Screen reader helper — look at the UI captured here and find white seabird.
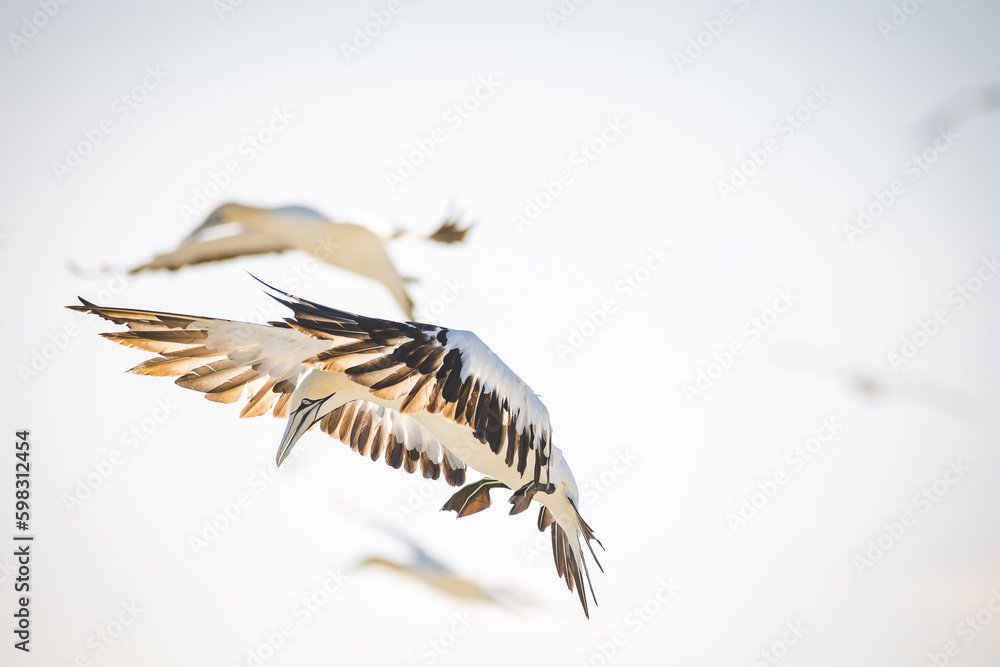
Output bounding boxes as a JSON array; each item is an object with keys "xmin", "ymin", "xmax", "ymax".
[
  {"xmin": 68, "ymin": 280, "xmax": 602, "ymax": 617},
  {"xmin": 129, "ymin": 202, "xmax": 470, "ymax": 320}
]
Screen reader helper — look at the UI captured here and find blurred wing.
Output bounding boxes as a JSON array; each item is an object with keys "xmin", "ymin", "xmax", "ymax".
[
  {"xmin": 67, "ymin": 299, "xmax": 330, "ymax": 418},
  {"xmin": 130, "ymin": 228, "xmax": 295, "ymax": 273},
  {"xmin": 314, "ymin": 223, "xmax": 416, "ymax": 319}
]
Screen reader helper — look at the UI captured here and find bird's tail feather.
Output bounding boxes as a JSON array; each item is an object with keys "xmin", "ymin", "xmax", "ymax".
[{"xmin": 538, "ymin": 502, "xmax": 603, "ymax": 618}]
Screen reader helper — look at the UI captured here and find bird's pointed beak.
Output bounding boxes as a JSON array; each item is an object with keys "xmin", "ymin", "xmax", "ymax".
[{"xmin": 275, "ymin": 395, "xmax": 330, "ymax": 466}]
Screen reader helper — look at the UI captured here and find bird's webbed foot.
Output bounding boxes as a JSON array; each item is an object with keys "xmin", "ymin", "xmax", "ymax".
[
  {"xmin": 440, "ymin": 478, "xmax": 509, "ymax": 518},
  {"xmin": 508, "ymin": 480, "xmax": 555, "ymax": 516}
]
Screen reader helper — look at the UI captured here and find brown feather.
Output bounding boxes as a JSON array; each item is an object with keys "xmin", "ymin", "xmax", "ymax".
[
  {"xmin": 463, "ymin": 381, "xmax": 481, "ymax": 425},
  {"xmin": 398, "ymin": 372, "xmax": 434, "ymax": 414},
  {"xmin": 127, "ymin": 354, "xmax": 224, "ymax": 377},
  {"xmin": 272, "ymin": 392, "xmax": 292, "ymax": 419},
  {"xmin": 175, "ymin": 359, "xmax": 241, "ymax": 391},
  {"xmin": 403, "ymin": 446, "xmax": 420, "ymax": 474},
  {"xmin": 203, "ymin": 384, "xmax": 246, "ymax": 404},
  {"xmin": 240, "ymin": 378, "xmax": 279, "ymax": 418},
  {"xmin": 369, "ymin": 364, "xmax": 420, "ymax": 392}
]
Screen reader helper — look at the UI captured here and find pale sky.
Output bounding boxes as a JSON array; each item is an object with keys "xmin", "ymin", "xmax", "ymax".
[{"xmin": 2, "ymin": 1, "xmax": 999, "ymax": 666}]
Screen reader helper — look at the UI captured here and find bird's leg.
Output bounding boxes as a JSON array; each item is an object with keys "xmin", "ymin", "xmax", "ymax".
[
  {"xmin": 441, "ymin": 478, "xmax": 509, "ymax": 518},
  {"xmin": 508, "ymin": 481, "xmax": 556, "ymax": 516}
]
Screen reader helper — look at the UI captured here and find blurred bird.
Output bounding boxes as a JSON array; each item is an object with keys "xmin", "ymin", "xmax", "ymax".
[
  {"xmin": 128, "ymin": 202, "xmax": 471, "ymax": 319},
  {"xmin": 358, "ymin": 553, "xmax": 499, "ymax": 602},
  {"xmin": 69, "ymin": 279, "xmax": 602, "ymax": 617},
  {"xmin": 758, "ymin": 340, "xmax": 994, "ymax": 427},
  {"xmin": 926, "ymin": 83, "xmax": 1000, "ymax": 136},
  {"xmin": 340, "ymin": 505, "xmax": 533, "ymax": 608}
]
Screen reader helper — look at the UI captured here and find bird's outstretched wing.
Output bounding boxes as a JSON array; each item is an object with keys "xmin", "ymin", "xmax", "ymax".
[
  {"xmin": 67, "ymin": 298, "xmax": 328, "ymax": 417},
  {"xmin": 265, "ymin": 283, "xmax": 554, "ymax": 486},
  {"xmin": 67, "ymin": 298, "xmax": 465, "ymax": 486},
  {"xmin": 129, "ymin": 228, "xmax": 295, "ymax": 273}
]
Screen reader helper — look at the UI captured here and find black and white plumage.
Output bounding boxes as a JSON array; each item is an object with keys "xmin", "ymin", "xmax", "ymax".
[
  {"xmin": 68, "ymin": 281, "xmax": 602, "ymax": 616},
  {"xmin": 129, "ymin": 202, "xmax": 470, "ymax": 319}
]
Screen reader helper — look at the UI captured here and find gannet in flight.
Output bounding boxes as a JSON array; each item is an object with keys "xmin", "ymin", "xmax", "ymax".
[
  {"xmin": 128, "ymin": 203, "xmax": 470, "ymax": 320},
  {"xmin": 68, "ymin": 281, "xmax": 602, "ymax": 616}
]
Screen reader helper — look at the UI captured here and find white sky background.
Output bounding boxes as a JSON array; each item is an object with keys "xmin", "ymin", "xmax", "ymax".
[{"xmin": 1, "ymin": 0, "xmax": 999, "ymax": 665}]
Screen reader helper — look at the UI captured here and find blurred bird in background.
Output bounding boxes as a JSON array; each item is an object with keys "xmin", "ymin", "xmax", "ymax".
[
  {"xmin": 338, "ymin": 503, "xmax": 534, "ymax": 609},
  {"xmin": 76, "ymin": 202, "xmax": 471, "ymax": 320},
  {"xmin": 926, "ymin": 82, "xmax": 1000, "ymax": 136}
]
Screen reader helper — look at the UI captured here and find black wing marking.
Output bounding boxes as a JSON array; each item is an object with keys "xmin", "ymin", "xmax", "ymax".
[{"xmin": 256, "ymin": 280, "xmax": 553, "ymax": 485}]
